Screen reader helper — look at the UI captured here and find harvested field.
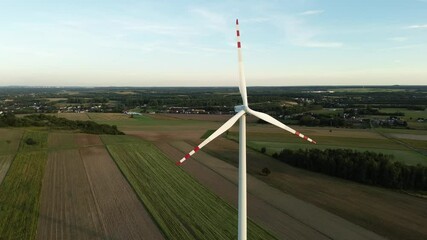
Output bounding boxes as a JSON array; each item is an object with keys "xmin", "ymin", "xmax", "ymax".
[
  {"xmin": 156, "ymin": 113, "xmax": 258, "ymax": 123},
  {"xmin": 56, "ymin": 112, "xmax": 90, "ymax": 121},
  {"xmin": 0, "ymin": 151, "xmax": 47, "ymax": 239},
  {"xmin": 87, "ymin": 113, "xmax": 130, "ymax": 121},
  {"xmin": 169, "ymin": 141, "xmax": 385, "ymax": 240},
  {"xmin": 0, "ymin": 155, "xmax": 13, "ymax": 184},
  {"xmin": 47, "ymin": 132, "xmax": 77, "ymax": 150},
  {"xmin": 201, "ymin": 138, "xmax": 427, "ymax": 240},
  {"xmin": 247, "ymin": 124, "xmax": 387, "ymax": 139},
  {"xmin": 79, "ymin": 146, "xmax": 163, "ymax": 239},
  {"xmin": 106, "ymin": 140, "xmax": 276, "ymax": 239},
  {"xmin": 0, "ymin": 128, "xmax": 23, "ymax": 155},
  {"xmin": 388, "ymin": 133, "xmax": 427, "ymax": 141},
  {"xmin": 37, "ymin": 149, "xmax": 105, "ymax": 240},
  {"xmin": 74, "ymin": 134, "xmax": 103, "ymax": 147},
  {"xmin": 127, "ymin": 129, "xmax": 207, "ymax": 142},
  {"xmin": 37, "ymin": 144, "xmax": 163, "ymax": 239}
]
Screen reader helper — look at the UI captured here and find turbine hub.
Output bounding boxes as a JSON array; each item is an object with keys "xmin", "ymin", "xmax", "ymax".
[{"xmin": 234, "ymin": 105, "xmax": 247, "ymax": 113}]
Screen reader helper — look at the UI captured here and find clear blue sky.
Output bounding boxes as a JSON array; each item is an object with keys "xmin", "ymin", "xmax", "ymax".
[{"xmin": 0, "ymin": 0, "xmax": 426, "ymax": 86}]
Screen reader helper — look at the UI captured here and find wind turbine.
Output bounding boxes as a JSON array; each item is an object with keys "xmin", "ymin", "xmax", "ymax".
[{"xmin": 177, "ymin": 19, "xmax": 317, "ymax": 240}]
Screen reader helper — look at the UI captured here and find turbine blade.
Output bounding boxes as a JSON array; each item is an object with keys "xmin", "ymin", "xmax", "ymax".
[
  {"xmin": 247, "ymin": 109, "xmax": 317, "ymax": 144},
  {"xmin": 236, "ymin": 19, "xmax": 248, "ymax": 106},
  {"xmin": 177, "ymin": 110, "xmax": 246, "ymax": 165}
]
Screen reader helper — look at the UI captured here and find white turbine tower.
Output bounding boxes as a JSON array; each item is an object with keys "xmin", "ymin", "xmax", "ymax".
[{"xmin": 177, "ymin": 19, "xmax": 317, "ymax": 240}]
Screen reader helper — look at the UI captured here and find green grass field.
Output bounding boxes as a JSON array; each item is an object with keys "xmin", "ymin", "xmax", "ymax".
[
  {"xmin": 227, "ymin": 128, "xmax": 427, "ymax": 166},
  {"xmin": 19, "ymin": 131, "xmax": 48, "ymax": 152},
  {"xmin": 104, "ymin": 136, "xmax": 276, "ymax": 240},
  {"xmin": 0, "ymin": 155, "xmax": 13, "ymax": 184},
  {"xmin": 0, "ymin": 150, "xmax": 47, "ymax": 239}
]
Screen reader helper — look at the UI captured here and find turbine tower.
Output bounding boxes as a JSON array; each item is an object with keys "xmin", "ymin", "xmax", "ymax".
[{"xmin": 177, "ymin": 19, "xmax": 317, "ymax": 240}]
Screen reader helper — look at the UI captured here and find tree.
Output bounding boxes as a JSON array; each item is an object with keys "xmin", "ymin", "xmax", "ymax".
[
  {"xmin": 261, "ymin": 168, "xmax": 271, "ymax": 176},
  {"xmin": 261, "ymin": 147, "xmax": 266, "ymax": 153},
  {"xmin": 25, "ymin": 138, "xmax": 37, "ymax": 145}
]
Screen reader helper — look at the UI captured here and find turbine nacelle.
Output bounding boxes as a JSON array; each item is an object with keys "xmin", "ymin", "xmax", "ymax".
[{"xmin": 234, "ymin": 105, "xmax": 247, "ymax": 113}]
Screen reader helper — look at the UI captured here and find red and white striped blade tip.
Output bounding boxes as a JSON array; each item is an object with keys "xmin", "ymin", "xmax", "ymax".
[
  {"xmin": 176, "ymin": 146, "xmax": 201, "ymax": 166},
  {"xmin": 294, "ymin": 131, "xmax": 317, "ymax": 144},
  {"xmin": 236, "ymin": 19, "xmax": 239, "ymax": 24}
]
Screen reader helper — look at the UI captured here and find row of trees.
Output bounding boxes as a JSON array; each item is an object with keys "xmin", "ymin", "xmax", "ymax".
[
  {"xmin": 0, "ymin": 113, "xmax": 123, "ymax": 135},
  {"xmin": 274, "ymin": 148, "xmax": 427, "ymax": 190}
]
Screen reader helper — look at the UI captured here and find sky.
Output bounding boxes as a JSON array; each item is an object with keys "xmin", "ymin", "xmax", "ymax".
[{"xmin": 0, "ymin": 0, "xmax": 426, "ymax": 87}]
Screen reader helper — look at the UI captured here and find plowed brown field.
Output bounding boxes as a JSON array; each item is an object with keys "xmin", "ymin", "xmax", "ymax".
[
  {"xmin": 74, "ymin": 134, "xmax": 103, "ymax": 147},
  {"xmin": 37, "ymin": 135, "xmax": 163, "ymax": 240}
]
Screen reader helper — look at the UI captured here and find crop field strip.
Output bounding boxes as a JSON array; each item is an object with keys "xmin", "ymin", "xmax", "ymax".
[
  {"xmin": 104, "ymin": 136, "xmax": 276, "ymax": 240},
  {"xmin": 37, "ymin": 133, "xmax": 163, "ymax": 240},
  {"xmin": 56, "ymin": 112, "xmax": 91, "ymax": 121},
  {"xmin": 79, "ymin": 146, "xmax": 164, "ymax": 239},
  {"xmin": 0, "ymin": 155, "xmax": 13, "ymax": 184},
  {"xmin": 47, "ymin": 132, "xmax": 77, "ymax": 150},
  {"xmin": 0, "ymin": 128, "xmax": 23, "ymax": 155},
  {"xmin": 86, "ymin": 112, "xmax": 130, "ymax": 121},
  {"xmin": 19, "ymin": 131, "xmax": 48, "ymax": 152},
  {"xmin": 36, "ymin": 149, "xmax": 106, "ymax": 240},
  {"xmin": 0, "ymin": 131, "xmax": 48, "ymax": 239}
]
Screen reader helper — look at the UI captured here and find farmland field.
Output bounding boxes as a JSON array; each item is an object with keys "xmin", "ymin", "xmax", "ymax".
[
  {"xmin": 0, "ymin": 155, "xmax": 13, "ymax": 184},
  {"xmin": 0, "ymin": 130, "xmax": 48, "ymax": 239},
  {"xmin": 120, "ymin": 113, "xmax": 426, "ymax": 240},
  {"xmin": 20, "ymin": 131, "xmax": 48, "ymax": 152},
  {"xmin": 105, "ymin": 137, "xmax": 276, "ymax": 240},
  {"xmin": 226, "ymin": 125, "xmax": 427, "ymax": 166},
  {"xmin": 164, "ymin": 140, "xmax": 384, "ymax": 240},
  {"xmin": 0, "ymin": 128, "xmax": 23, "ymax": 155},
  {"xmin": 197, "ymin": 137, "xmax": 427, "ymax": 240},
  {"xmin": 0, "ymin": 151, "xmax": 47, "ymax": 239},
  {"xmin": 47, "ymin": 132, "xmax": 77, "ymax": 150},
  {"xmin": 56, "ymin": 112, "xmax": 91, "ymax": 121},
  {"xmin": 74, "ymin": 133, "xmax": 103, "ymax": 147},
  {"xmin": 37, "ymin": 134, "xmax": 163, "ymax": 240},
  {"xmin": 1, "ymin": 110, "xmax": 425, "ymax": 240},
  {"xmin": 87, "ymin": 112, "xmax": 130, "ymax": 121}
]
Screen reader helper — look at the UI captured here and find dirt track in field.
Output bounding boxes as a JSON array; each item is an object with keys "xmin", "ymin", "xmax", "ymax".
[
  {"xmin": 0, "ymin": 155, "xmax": 13, "ymax": 184},
  {"xmin": 156, "ymin": 141, "xmax": 385, "ymax": 240},
  {"xmin": 37, "ymin": 135, "xmax": 163, "ymax": 240}
]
